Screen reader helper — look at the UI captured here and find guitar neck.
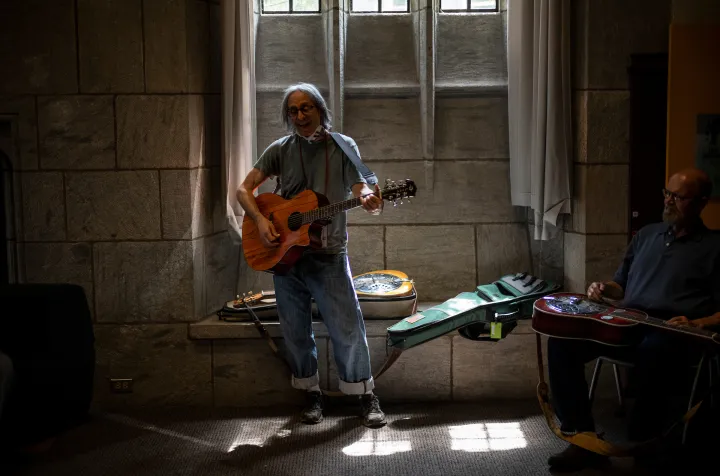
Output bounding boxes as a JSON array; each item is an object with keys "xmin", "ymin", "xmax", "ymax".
[
  {"xmin": 300, "ymin": 196, "xmax": 364, "ymax": 225},
  {"xmin": 610, "ymin": 309, "xmax": 719, "ymax": 342}
]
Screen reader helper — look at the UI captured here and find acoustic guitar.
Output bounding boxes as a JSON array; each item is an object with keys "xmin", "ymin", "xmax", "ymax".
[
  {"xmin": 532, "ymin": 292, "xmax": 720, "ymax": 347},
  {"xmin": 242, "ymin": 178, "xmax": 417, "ymax": 274}
]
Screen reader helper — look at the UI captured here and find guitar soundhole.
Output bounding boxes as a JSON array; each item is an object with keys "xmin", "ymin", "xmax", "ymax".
[{"xmin": 288, "ymin": 212, "xmax": 302, "ymax": 231}]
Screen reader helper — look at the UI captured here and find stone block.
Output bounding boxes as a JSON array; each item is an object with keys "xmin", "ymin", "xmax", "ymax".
[
  {"xmin": 563, "ymin": 232, "xmax": 586, "ymax": 294},
  {"xmin": 386, "ymin": 225, "xmax": 476, "ymax": 301},
  {"xmin": 476, "ymin": 224, "xmax": 532, "ymax": 285},
  {"xmin": 23, "ymin": 242, "xmax": 94, "ymax": 314},
  {"xmin": 346, "ymin": 15, "xmax": 417, "ymax": 87},
  {"xmin": 77, "ymin": 0, "xmax": 144, "ymax": 93},
  {"xmin": 563, "ymin": 232, "xmax": 628, "ymax": 293},
  {"xmin": 204, "ymin": 232, "xmax": 241, "ymax": 316},
  {"xmin": 575, "ymin": 91, "xmax": 630, "ymax": 164},
  {"xmin": 93, "ymin": 324, "xmax": 212, "ymax": 408},
  {"xmin": 569, "ymin": 164, "xmax": 629, "ymax": 235},
  {"xmin": 347, "ymin": 226, "xmax": 385, "ymax": 276},
  {"xmin": 192, "ymin": 236, "xmax": 207, "ymax": 320},
  {"xmin": 435, "ymin": 97, "xmax": 509, "ymax": 159},
  {"xmin": 66, "ymin": 171, "xmax": 161, "ymax": 241},
  {"xmin": 529, "ymin": 224, "xmax": 564, "ymax": 283},
  {"xmin": 255, "ymin": 15, "xmax": 327, "ymax": 88},
  {"xmin": 213, "ymin": 338, "xmax": 328, "ymax": 407},
  {"xmin": 437, "ymin": 13, "xmax": 506, "ymax": 87},
  {"xmin": 256, "ymin": 92, "xmax": 286, "ymax": 154},
  {"xmin": 584, "ymin": 233, "xmax": 629, "ymax": 287},
  {"xmin": 94, "ymin": 241, "xmax": 199, "ymax": 322},
  {"xmin": 161, "ymin": 169, "xmax": 213, "ymax": 239},
  {"xmin": 21, "ymin": 172, "xmax": 66, "ymax": 241},
  {"xmin": 38, "ymin": 96, "xmax": 116, "ymax": 169},
  {"xmin": 348, "ymin": 160, "xmax": 519, "ymax": 225},
  {"xmin": 344, "ymin": 98, "xmax": 422, "ymax": 161},
  {"xmin": 453, "ymin": 332, "xmax": 545, "ymax": 400},
  {"xmin": 0, "ymin": 0, "xmax": 77, "ymax": 94},
  {"xmin": 0, "ymin": 95, "xmax": 38, "ymax": 169},
  {"xmin": 573, "ymin": 0, "xmax": 671, "ymax": 89},
  {"xmin": 117, "ymin": 95, "xmax": 204, "ymax": 168},
  {"xmin": 144, "ymin": 0, "xmax": 210, "ymax": 93},
  {"xmin": 327, "ymin": 336, "xmax": 451, "ymax": 401},
  {"xmin": 143, "ymin": 0, "xmax": 187, "ymax": 93}
]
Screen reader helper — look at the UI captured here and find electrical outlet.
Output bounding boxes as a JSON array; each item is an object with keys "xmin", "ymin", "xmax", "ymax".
[{"xmin": 109, "ymin": 378, "xmax": 133, "ymax": 394}]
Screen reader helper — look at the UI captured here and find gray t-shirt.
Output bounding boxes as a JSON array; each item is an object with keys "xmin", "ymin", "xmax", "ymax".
[{"xmin": 253, "ymin": 133, "xmax": 367, "ymax": 254}]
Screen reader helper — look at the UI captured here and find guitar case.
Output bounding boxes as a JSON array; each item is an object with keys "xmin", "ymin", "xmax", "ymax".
[
  {"xmin": 385, "ymin": 273, "xmax": 561, "ymax": 351},
  {"xmin": 217, "ymin": 270, "xmax": 418, "ymax": 321}
]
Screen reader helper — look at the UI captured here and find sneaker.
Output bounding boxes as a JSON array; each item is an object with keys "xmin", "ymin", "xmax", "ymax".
[
  {"xmin": 300, "ymin": 391, "xmax": 323, "ymax": 424},
  {"xmin": 360, "ymin": 393, "xmax": 387, "ymax": 428},
  {"xmin": 547, "ymin": 443, "xmax": 609, "ymax": 471}
]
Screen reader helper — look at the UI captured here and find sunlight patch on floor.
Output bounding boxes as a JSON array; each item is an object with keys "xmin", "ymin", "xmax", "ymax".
[
  {"xmin": 449, "ymin": 422, "xmax": 527, "ymax": 452},
  {"xmin": 342, "ymin": 430, "xmax": 412, "ymax": 456},
  {"xmin": 226, "ymin": 418, "xmax": 293, "ymax": 452}
]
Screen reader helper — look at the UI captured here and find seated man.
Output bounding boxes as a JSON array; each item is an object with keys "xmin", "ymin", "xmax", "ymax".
[{"xmin": 546, "ymin": 167, "xmax": 720, "ymax": 471}]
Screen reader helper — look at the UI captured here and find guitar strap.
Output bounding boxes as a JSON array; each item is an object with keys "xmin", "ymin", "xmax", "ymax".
[
  {"xmin": 328, "ymin": 132, "xmax": 378, "ymax": 186},
  {"xmin": 272, "ymin": 132, "xmax": 378, "ymax": 195},
  {"xmin": 534, "ymin": 333, "xmax": 708, "ymax": 457}
]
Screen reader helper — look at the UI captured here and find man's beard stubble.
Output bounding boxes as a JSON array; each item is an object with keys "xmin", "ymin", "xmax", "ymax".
[{"xmin": 662, "ymin": 205, "xmax": 679, "ymax": 225}]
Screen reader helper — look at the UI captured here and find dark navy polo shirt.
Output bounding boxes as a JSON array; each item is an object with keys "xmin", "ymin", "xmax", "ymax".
[{"xmin": 612, "ymin": 222, "xmax": 720, "ymax": 320}]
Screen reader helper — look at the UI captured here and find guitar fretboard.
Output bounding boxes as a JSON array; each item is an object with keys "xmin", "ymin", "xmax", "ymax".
[
  {"xmin": 301, "ymin": 197, "xmax": 363, "ymax": 225},
  {"xmin": 607, "ymin": 308, "xmax": 717, "ymax": 341}
]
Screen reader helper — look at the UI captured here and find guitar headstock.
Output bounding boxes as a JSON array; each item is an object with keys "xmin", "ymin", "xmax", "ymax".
[
  {"xmin": 381, "ymin": 178, "xmax": 417, "ymax": 206},
  {"xmin": 232, "ymin": 290, "xmax": 264, "ymax": 308}
]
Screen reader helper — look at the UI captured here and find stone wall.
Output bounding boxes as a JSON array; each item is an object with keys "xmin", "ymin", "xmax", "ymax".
[
  {"xmin": 564, "ymin": 0, "xmax": 672, "ymax": 293},
  {"xmin": 0, "ymin": 0, "xmax": 229, "ymax": 407},
  {"xmin": 248, "ymin": 0, "xmax": 556, "ymax": 302}
]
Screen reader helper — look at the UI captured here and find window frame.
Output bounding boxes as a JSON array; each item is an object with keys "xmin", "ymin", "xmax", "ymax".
[
  {"xmin": 350, "ymin": 0, "xmax": 411, "ymax": 14},
  {"xmin": 439, "ymin": 0, "xmax": 498, "ymax": 13},
  {"xmin": 261, "ymin": 0, "xmax": 321, "ymax": 14}
]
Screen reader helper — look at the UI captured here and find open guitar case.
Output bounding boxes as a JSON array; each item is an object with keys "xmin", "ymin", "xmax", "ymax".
[
  {"xmin": 217, "ymin": 272, "xmax": 559, "ymax": 350},
  {"xmin": 385, "ymin": 273, "xmax": 561, "ymax": 351},
  {"xmin": 216, "ymin": 270, "xmax": 418, "ymax": 322}
]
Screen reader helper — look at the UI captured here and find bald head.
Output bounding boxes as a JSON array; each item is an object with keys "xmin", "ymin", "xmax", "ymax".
[{"xmin": 670, "ymin": 167, "xmax": 712, "ymax": 198}]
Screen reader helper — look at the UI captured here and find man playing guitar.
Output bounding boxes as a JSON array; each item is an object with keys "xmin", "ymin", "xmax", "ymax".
[
  {"xmin": 546, "ymin": 167, "xmax": 720, "ymax": 471},
  {"xmin": 236, "ymin": 83, "xmax": 386, "ymax": 428}
]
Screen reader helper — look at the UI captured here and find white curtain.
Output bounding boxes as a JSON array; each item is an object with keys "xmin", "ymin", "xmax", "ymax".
[
  {"xmin": 221, "ymin": 0, "xmax": 257, "ymax": 243},
  {"xmin": 507, "ymin": 0, "xmax": 572, "ymax": 241}
]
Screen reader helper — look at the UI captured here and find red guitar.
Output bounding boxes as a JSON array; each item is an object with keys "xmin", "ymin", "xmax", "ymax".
[
  {"xmin": 242, "ymin": 178, "xmax": 417, "ymax": 274},
  {"xmin": 532, "ymin": 293, "xmax": 720, "ymax": 347}
]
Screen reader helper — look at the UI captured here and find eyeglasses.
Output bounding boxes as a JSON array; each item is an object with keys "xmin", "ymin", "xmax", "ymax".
[
  {"xmin": 662, "ymin": 188, "xmax": 694, "ymax": 202},
  {"xmin": 288, "ymin": 104, "xmax": 315, "ymax": 117}
]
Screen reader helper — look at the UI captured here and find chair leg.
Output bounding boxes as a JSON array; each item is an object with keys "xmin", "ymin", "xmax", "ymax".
[
  {"xmin": 682, "ymin": 353, "xmax": 706, "ymax": 445},
  {"xmin": 588, "ymin": 359, "xmax": 602, "ymax": 403},
  {"xmin": 612, "ymin": 364, "xmax": 626, "ymax": 417}
]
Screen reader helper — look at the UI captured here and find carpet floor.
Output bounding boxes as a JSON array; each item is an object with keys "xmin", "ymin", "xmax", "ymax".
[{"xmin": 0, "ymin": 399, "xmax": 713, "ymax": 476}]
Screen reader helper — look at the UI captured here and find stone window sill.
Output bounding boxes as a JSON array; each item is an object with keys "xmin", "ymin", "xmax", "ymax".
[
  {"xmin": 189, "ymin": 302, "xmax": 444, "ymax": 340},
  {"xmin": 189, "ymin": 301, "xmax": 537, "ymax": 340}
]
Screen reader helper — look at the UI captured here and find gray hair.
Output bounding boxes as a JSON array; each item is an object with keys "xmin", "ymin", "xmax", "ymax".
[{"xmin": 280, "ymin": 83, "xmax": 332, "ymax": 132}]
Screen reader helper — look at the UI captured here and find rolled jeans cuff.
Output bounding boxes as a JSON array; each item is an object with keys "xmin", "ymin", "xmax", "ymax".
[
  {"xmin": 291, "ymin": 371, "xmax": 319, "ymax": 391},
  {"xmin": 339, "ymin": 377, "xmax": 374, "ymax": 395}
]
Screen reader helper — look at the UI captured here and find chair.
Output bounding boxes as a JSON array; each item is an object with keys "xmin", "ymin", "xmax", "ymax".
[{"xmin": 588, "ymin": 352, "xmax": 720, "ymax": 444}]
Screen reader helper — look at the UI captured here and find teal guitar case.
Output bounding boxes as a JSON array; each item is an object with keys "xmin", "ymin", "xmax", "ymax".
[{"xmin": 386, "ymin": 273, "xmax": 561, "ymax": 350}]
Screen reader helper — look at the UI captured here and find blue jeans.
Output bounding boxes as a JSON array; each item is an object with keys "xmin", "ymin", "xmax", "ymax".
[
  {"xmin": 548, "ymin": 329, "xmax": 699, "ymax": 441},
  {"xmin": 273, "ymin": 252, "xmax": 374, "ymax": 395}
]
